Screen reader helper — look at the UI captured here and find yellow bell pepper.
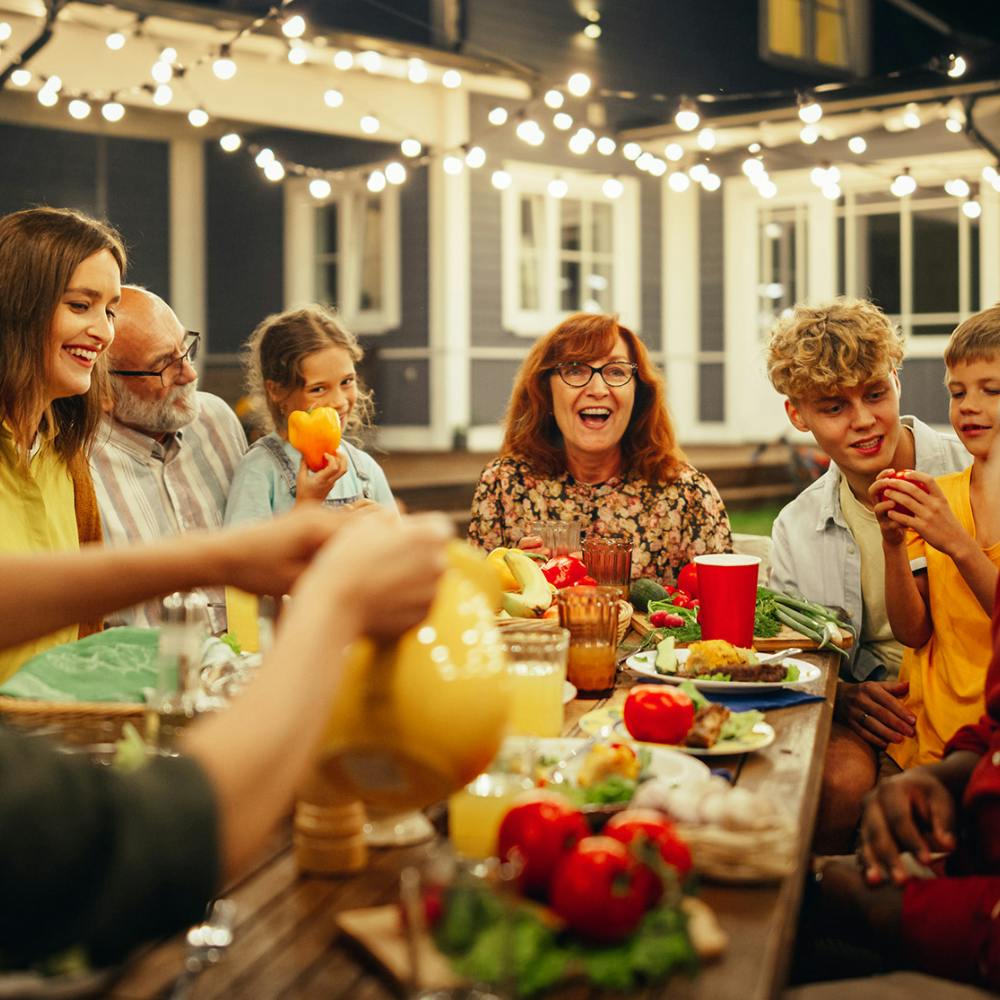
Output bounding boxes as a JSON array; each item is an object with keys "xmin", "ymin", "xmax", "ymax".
[{"xmin": 288, "ymin": 407, "xmax": 342, "ymax": 472}]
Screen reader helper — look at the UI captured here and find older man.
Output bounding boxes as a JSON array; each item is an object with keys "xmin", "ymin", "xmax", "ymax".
[{"xmin": 90, "ymin": 286, "xmax": 246, "ymax": 630}]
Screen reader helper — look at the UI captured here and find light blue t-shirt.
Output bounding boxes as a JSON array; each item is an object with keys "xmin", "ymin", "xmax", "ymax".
[{"xmin": 224, "ymin": 433, "xmax": 395, "ymax": 525}]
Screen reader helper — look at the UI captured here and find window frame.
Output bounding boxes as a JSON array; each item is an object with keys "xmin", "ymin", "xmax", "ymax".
[
  {"xmin": 284, "ymin": 176, "xmax": 401, "ymax": 335},
  {"xmin": 500, "ymin": 162, "xmax": 640, "ymax": 337},
  {"xmin": 758, "ymin": 0, "xmax": 870, "ymax": 77}
]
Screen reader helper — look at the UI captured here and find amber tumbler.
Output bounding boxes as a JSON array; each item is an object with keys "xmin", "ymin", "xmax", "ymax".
[{"xmin": 556, "ymin": 586, "xmax": 619, "ymax": 697}]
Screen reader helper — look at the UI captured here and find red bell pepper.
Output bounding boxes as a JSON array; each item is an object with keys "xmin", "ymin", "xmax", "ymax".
[{"xmin": 539, "ymin": 555, "xmax": 589, "ymax": 589}]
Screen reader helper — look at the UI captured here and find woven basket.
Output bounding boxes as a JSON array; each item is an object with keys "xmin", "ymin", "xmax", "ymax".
[
  {"xmin": 616, "ymin": 600, "xmax": 633, "ymax": 646},
  {"xmin": 0, "ymin": 696, "xmax": 144, "ymax": 745},
  {"xmin": 675, "ymin": 822, "xmax": 798, "ymax": 883}
]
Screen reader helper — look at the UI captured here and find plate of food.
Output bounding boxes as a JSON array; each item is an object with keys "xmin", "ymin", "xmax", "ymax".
[
  {"xmin": 501, "ymin": 735, "xmax": 710, "ymax": 809},
  {"xmin": 577, "ymin": 705, "xmax": 775, "ymax": 757},
  {"xmin": 626, "ymin": 638, "xmax": 821, "ymax": 691}
]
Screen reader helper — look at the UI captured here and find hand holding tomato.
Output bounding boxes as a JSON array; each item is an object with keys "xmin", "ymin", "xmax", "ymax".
[
  {"xmin": 872, "ymin": 469, "xmax": 930, "ymax": 519},
  {"xmin": 623, "ymin": 685, "xmax": 695, "ymax": 745}
]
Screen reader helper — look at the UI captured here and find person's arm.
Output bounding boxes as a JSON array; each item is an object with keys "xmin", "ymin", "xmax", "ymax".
[
  {"xmin": 0, "ymin": 507, "xmax": 346, "ymax": 649},
  {"xmin": 180, "ymin": 511, "xmax": 452, "ymax": 878}
]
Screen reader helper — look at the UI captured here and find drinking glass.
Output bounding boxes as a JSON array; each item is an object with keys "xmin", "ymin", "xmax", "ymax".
[
  {"xmin": 555, "ymin": 586, "xmax": 619, "ymax": 697},
  {"xmin": 582, "ymin": 535, "xmax": 633, "ymax": 601},
  {"xmin": 500, "ymin": 627, "xmax": 569, "ymax": 737},
  {"xmin": 694, "ymin": 553, "xmax": 761, "ymax": 648},
  {"xmin": 448, "ymin": 771, "xmax": 534, "ymax": 860},
  {"xmin": 526, "ymin": 519, "xmax": 585, "ymax": 557}
]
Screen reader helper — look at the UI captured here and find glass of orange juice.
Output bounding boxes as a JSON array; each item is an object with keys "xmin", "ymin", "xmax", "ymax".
[
  {"xmin": 448, "ymin": 771, "xmax": 534, "ymax": 859},
  {"xmin": 500, "ymin": 627, "xmax": 569, "ymax": 738},
  {"xmin": 556, "ymin": 586, "xmax": 619, "ymax": 697}
]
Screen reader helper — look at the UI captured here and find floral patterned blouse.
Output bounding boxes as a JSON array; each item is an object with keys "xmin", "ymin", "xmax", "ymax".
[{"xmin": 468, "ymin": 456, "xmax": 733, "ymax": 587}]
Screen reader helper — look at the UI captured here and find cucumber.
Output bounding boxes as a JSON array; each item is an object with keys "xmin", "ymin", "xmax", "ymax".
[{"xmin": 630, "ymin": 577, "xmax": 668, "ymax": 611}]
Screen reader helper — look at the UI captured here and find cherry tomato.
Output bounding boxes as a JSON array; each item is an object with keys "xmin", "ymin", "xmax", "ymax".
[
  {"xmin": 604, "ymin": 808, "xmax": 693, "ymax": 894},
  {"xmin": 875, "ymin": 469, "xmax": 930, "ymax": 518},
  {"xmin": 497, "ymin": 792, "xmax": 589, "ymax": 896},
  {"xmin": 649, "ymin": 610, "xmax": 685, "ymax": 629},
  {"xmin": 677, "ymin": 563, "xmax": 699, "ymax": 599},
  {"xmin": 623, "ymin": 685, "xmax": 695, "ymax": 745},
  {"xmin": 671, "ymin": 593, "xmax": 693, "ymax": 609},
  {"xmin": 550, "ymin": 836, "xmax": 658, "ymax": 941}
]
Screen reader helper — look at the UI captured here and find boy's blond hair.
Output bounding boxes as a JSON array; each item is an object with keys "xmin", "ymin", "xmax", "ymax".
[
  {"xmin": 944, "ymin": 305, "xmax": 1000, "ymax": 368},
  {"xmin": 767, "ymin": 298, "xmax": 904, "ymax": 400}
]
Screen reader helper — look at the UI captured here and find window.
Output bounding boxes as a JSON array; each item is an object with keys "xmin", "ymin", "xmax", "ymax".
[
  {"xmin": 501, "ymin": 164, "xmax": 639, "ymax": 336},
  {"xmin": 285, "ymin": 178, "xmax": 400, "ymax": 334},
  {"xmin": 760, "ymin": 0, "xmax": 869, "ymax": 75},
  {"xmin": 758, "ymin": 204, "xmax": 808, "ymax": 336}
]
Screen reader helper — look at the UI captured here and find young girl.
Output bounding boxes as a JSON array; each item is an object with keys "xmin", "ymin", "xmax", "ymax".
[
  {"xmin": 0, "ymin": 206, "xmax": 126, "ymax": 681},
  {"xmin": 225, "ymin": 305, "xmax": 394, "ymax": 524}
]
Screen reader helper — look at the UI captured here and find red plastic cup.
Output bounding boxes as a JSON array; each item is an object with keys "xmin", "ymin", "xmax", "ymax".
[{"xmin": 693, "ymin": 554, "xmax": 761, "ymax": 649}]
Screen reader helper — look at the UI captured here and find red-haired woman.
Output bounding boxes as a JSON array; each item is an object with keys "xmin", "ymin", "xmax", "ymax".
[{"xmin": 467, "ymin": 313, "xmax": 731, "ymax": 585}]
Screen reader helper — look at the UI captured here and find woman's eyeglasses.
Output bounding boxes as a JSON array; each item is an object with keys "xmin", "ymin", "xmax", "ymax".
[
  {"xmin": 551, "ymin": 361, "xmax": 637, "ymax": 388},
  {"xmin": 110, "ymin": 332, "xmax": 200, "ymax": 387}
]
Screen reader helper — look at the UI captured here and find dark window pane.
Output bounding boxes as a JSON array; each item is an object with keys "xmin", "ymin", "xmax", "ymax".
[
  {"xmin": 316, "ymin": 261, "xmax": 337, "ymax": 305},
  {"xmin": 318, "ymin": 204, "xmax": 337, "ymax": 254},
  {"xmin": 561, "ymin": 259, "xmax": 580, "ymax": 311},
  {"xmin": 912, "ymin": 208, "xmax": 959, "ymax": 314},
  {"xmin": 836, "ymin": 215, "xmax": 845, "ymax": 296},
  {"xmin": 910, "ymin": 322, "xmax": 958, "ymax": 337},
  {"xmin": 971, "ymin": 217, "xmax": 981, "ymax": 310},
  {"xmin": 359, "ymin": 196, "xmax": 382, "ymax": 311},
  {"xmin": 857, "ymin": 213, "xmax": 900, "ymax": 314},
  {"xmin": 698, "ymin": 362, "xmax": 725, "ymax": 423},
  {"xmin": 561, "ymin": 199, "xmax": 581, "ymax": 252}
]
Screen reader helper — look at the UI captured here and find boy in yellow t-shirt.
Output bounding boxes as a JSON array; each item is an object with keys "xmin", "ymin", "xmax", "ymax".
[{"xmin": 874, "ymin": 306, "xmax": 1000, "ymax": 767}]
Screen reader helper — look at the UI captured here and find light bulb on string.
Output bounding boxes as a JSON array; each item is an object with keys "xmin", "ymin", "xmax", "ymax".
[
  {"xmin": 0, "ymin": 21, "xmax": 13, "ymax": 42},
  {"xmin": 800, "ymin": 124, "xmax": 819, "ymax": 144},
  {"xmin": 890, "ymin": 168, "xmax": 916, "ymax": 198},
  {"xmin": 367, "ymin": 170, "xmax": 387, "ymax": 192},
  {"xmin": 696, "ymin": 128, "xmax": 715, "ymax": 150},
  {"xmin": 281, "ymin": 14, "xmax": 306, "ymax": 38},
  {"xmin": 37, "ymin": 86, "xmax": 59, "ymax": 107},
  {"xmin": 567, "ymin": 72, "xmax": 591, "ymax": 97},
  {"xmin": 635, "ymin": 152, "xmax": 653, "ymax": 171},
  {"xmin": 548, "ymin": 177, "xmax": 568, "ymax": 198},
  {"xmin": 946, "ymin": 116, "xmax": 963, "ymax": 134},
  {"xmin": 101, "ymin": 100, "xmax": 125, "ymax": 122},
  {"xmin": 748, "ymin": 142, "xmax": 762, "ymax": 154},
  {"xmin": 288, "ymin": 44, "xmax": 308, "ymax": 65},
  {"xmin": 491, "ymin": 169, "xmax": 512, "ymax": 190},
  {"xmin": 583, "ymin": 22, "xmax": 601, "ymax": 39},
  {"xmin": 213, "ymin": 47, "xmax": 237, "ymax": 80},
  {"xmin": 323, "ymin": 88, "xmax": 343, "ymax": 108},
  {"xmin": 902, "ymin": 103, "xmax": 922, "ymax": 129},
  {"xmin": 702, "ymin": 172, "xmax": 721, "ymax": 192},
  {"xmin": 821, "ymin": 182, "xmax": 841, "ymax": 201},
  {"xmin": 516, "ymin": 118, "xmax": 542, "ymax": 144},
  {"xmin": 219, "ymin": 133, "xmax": 242, "ymax": 152},
  {"xmin": 797, "ymin": 95, "xmax": 822, "ymax": 124},
  {"xmin": 664, "ymin": 142, "xmax": 683, "ymax": 161},
  {"xmin": 553, "ymin": 112, "xmax": 573, "ymax": 130},
  {"xmin": 596, "ymin": 136, "xmax": 616, "ymax": 155},
  {"xmin": 668, "ymin": 172, "xmax": 690, "ymax": 192},
  {"xmin": 407, "ymin": 59, "xmax": 428, "ymax": 83},
  {"xmin": 674, "ymin": 97, "xmax": 699, "ymax": 132},
  {"xmin": 602, "ymin": 177, "xmax": 623, "ymax": 199},
  {"xmin": 947, "ymin": 54, "xmax": 967, "ymax": 78},
  {"xmin": 385, "ymin": 161, "xmax": 407, "ymax": 184},
  {"xmin": 465, "ymin": 145, "xmax": 486, "ymax": 168},
  {"xmin": 487, "ymin": 106, "xmax": 508, "ymax": 126},
  {"xmin": 622, "ymin": 141, "xmax": 642, "ymax": 161},
  {"xmin": 810, "ymin": 164, "xmax": 829, "ymax": 187},
  {"xmin": 648, "ymin": 158, "xmax": 666, "ymax": 177},
  {"xmin": 962, "ymin": 198, "xmax": 981, "ymax": 219},
  {"xmin": 151, "ymin": 60, "xmax": 172, "ymax": 83},
  {"xmin": 309, "ymin": 177, "xmax": 331, "ymax": 199},
  {"xmin": 544, "ymin": 89, "xmax": 564, "ymax": 109},
  {"xmin": 360, "ymin": 114, "xmax": 380, "ymax": 134},
  {"xmin": 159, "ymin": 47, "xmax": 177, "ymax": 64},
  {"xmin": 10, "ymin": 69, "xmax": 31, "ymax": 86},
  {"xmin": 105, "ymin": 30, "xmax": 126, "ymax": 50},
  {"xmin": 68, "ymin": 99, "xmax": 91, "ymax": 120},
  {"xmin": 742, "ymin": 155, "xmax": 764, "ymax": 178},
  {"xmin": 945, "ymin": 178, "xmax": 970, "ymax": 198},
  {"xmin": 848, "ymin": 135, "xmax": 867, "ymax": 154},
  {"xmin": 401, "ymin": 138, "xmax": 422, "ymax": 157},
  {"xmin": 333, "ymin": 50, "xmax": 353, "ymax": 70},
  {"xmin": 443, "ymin": 155, "xmax": 464, "ymax": 175},
  {"xmin": 264, "ymin": 160, "xmax": 285, "ymax": 182},
  {"xmin": 187, "ymin": 107, "xmax": 209, "ymax": 128},
  {"xmin": 359, "ymin": 50, "xmax": 382, "ymax": 73},
  {"xmin": 568, "ymin": 132, "xmax": 590, "ymax": 155},
  {"xmin": 441, "ymin": 69, "xmax": 462, "ymax": 89},
  {"xmin": 983, "ymin": 165, "xmax": 999, "ymax": 185},
  {"xmin": 759, "ymin": 179, "xmax": 778, "ymax": 199},
  {"xmin": 689, "ymin": 162, "xmax": 709, "ymax": 182},
  {"xmin": 255, "ymin": 148, "xmax": 275, "ymax": 168}
]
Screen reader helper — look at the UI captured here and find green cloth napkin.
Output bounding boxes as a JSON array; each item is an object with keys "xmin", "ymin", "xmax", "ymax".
[{"xmin": 0, "ymin": 627, "xmax": 169, "ymax": 704}]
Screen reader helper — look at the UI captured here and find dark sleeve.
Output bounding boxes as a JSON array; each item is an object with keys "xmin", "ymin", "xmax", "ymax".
[{"xmin": 0, "ymin": 728, "xmax": 220, "ymax": 969}]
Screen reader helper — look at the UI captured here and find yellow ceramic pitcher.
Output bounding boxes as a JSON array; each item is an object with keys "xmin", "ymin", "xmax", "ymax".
[{"xmin": 318, "ymin": 542, "xmax": 511, "ymax": 813}]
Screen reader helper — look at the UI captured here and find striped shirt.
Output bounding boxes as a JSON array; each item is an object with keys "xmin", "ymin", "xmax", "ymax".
[{"xmin": 89, "ymin": 392, "xmax": 247, "ymax": 632}]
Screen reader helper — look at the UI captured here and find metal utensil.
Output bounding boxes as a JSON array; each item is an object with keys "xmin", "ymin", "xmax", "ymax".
[
  {"xmin": 167, "ymin": 898, "xmax": 237, "ymax": 1000},
  {"xmin": 756, "ymin": 647, "xmax": 803, "ymax": 664}
]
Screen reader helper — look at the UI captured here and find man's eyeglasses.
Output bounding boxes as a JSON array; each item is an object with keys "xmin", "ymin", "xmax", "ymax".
[
  {"xmin": 551, "ymin": 361, "xmax": 638, "ymax": 388},
  {"xmin": 110, "ymin": 332, "xmax": 200, "ymax": 387}
]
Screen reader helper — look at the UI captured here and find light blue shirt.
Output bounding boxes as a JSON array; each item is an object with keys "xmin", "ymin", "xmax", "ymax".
[
  {"xmin": 224, "ymin": 433, "xmax": 394, "ymax": 525},
  {"xmin": 769, "ymin": 416, "xmax": 970, "ymax": 681}
]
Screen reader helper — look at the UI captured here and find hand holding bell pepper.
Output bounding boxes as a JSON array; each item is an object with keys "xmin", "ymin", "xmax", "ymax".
[{"xmin": 287, "ymin": 407, "xmax": 342, "ymax": 472}]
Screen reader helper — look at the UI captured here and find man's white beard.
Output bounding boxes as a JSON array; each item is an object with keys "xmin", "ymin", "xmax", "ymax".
[{"xmin": 114, "ymin": 382, "xmax": 201, "ymax": 434}]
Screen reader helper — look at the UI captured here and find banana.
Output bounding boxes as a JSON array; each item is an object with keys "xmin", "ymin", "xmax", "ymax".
[{"xmin": 501, "ymin": 550, "xmax": 553, "ymax": 617}]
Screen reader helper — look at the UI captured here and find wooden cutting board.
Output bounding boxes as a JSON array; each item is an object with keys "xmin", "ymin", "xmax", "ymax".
[{"xmin": 629, "ymin": 612, "xmax": 851, "ymax": 652}]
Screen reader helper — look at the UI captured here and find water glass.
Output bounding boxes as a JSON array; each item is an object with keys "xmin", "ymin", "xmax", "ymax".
[
  {"xmin": 582, "ymin": 535, "xmax": 633, "ymax": 601},
  {"xmin": 694, "ymin": 553, "xmax": 761, "ymax": 648},
  {"xmin": 501, "ymin": 627, "xmax": 569, "ymax": 737},
  {"xmin": 527, "ymin": 519, "xmax": 585, "ymax": 556},
  {"xmin": 556, "ymin": 586, "xmax": 619, "ymax": 697},
  {"xmin": 448, "ymin": 771, "xmax": 534, "ymax": 859}
]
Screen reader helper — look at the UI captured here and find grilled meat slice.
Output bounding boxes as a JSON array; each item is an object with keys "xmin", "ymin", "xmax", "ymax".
[{"xmin": 686, "ymin": 704, "xmax": 730, "ymax": 748}]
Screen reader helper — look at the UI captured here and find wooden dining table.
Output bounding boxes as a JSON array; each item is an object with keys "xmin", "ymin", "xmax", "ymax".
[{"xmin": 109, "ymin": 647, "xmax": 840, "ymax": 1000}]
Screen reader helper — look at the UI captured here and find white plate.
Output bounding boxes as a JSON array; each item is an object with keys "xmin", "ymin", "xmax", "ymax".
[
  {"xmin": 625, "ymin": 649, "xmax": 822, "ymax": 691},
  {"xmin": 562, "ymin": 681, "xmax": 577, "ymax": 704},
  {"xmin": 502, "ymin": 735, "xmax": 711, "ymax": 790},
  {"xmin": 578, "ymin": 706, "xmax": 776, "ymax": 756}
]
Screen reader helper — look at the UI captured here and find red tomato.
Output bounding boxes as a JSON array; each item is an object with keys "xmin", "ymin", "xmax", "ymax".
[
  {"xmin": 550, "ymin": 836, "xmax": 658, "ymax": 941},
  {"xmin": 496, "ymin": 792, "xmax": 589, "ymax": 896},
  {"xmin": 649, "ymin": 610, "xmax": 685, "ymax": 629},
  {"xmin": 876, "ymin": 469, "xmax": 930, "ymax": 518},
  {"xmin": 622, "ymin": 685, "xmax": 695, "ymax": 745},
  {"xmin": 604, "ymin": 808, "xmax": 693, "ymax": 893},
  {"xmin": 677, "ymin": 563, "xmax": 699, "ymax": 598}
]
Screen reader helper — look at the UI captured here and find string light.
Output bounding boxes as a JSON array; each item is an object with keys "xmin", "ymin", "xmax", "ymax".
[
  {"xmin": 668, "ymin": 172, "xmax": 690, "ymax": 192},
  {"xmin": 947, "ymin": 53, "xmax": 967, "ymax": 78},
  {"xmin": 515, "ymin": 119, "xmax": 544, "ymax": 145},
  {"xmin": 548, "ymin": 177, "xmax": 568, "ymax": 198},
  {"xmin": 568, "ymin": 131, "xmax": 591, "ymax": 155},
  {"xmin": 323, "ymin": 88, "xmax": 344, "ymax": 108},
  {"xmin": 697, "ymin": 128, "xmax": 716, "ymax": 150},
  {"xmin": 944, "ymin": 178, "xmax": 970, "ymax": 198},
  {"xmin": 848, "ymin": 135, "xmax": 867, "ymax": 154},
  {"xmin": 264, "ymin": 160, "xmax": 285, "ymax": 182},
  {"xmin": 553, "ymin": 112, "xmax": 573, "ymax": 130},
  {"xmin": 664, "ymin": 142, "xmax": 683, "ymax": 161},
  {"xmin": 544, "ymin": 89, "xmax": 564, "ymax": 109},
  {"xmin": 255, "ymin": 147, "xmax": 275, "ymax": 168},
  {"xmin": 584, "ymin": 22, "xmax": 602, "ymax": 39},
  {"xmin": 288, "ymin": 44, "xmax": 308, "ymax": 66},
  {"xmin": 360, "ymin": 113, "xmax": 380, "ymax": 134},
  {"xmin": 333, "ymin": 50, "xmax": 353, "ymax": 70},
  {"xmin": 487, "ymin": 106, "xmax": 508, "ymax": 126},
  {"xmin": 742, "ymin": 155, "xmax": 765, "ymax": 178},
  {"xmin": 281, "ymin": 14, "xmax": 306, "ymax": 38},
  {"xmin": 983, "ymin": 165, "xmax": 999, "ymax": 185},
  {"xmin": 902, "ymin": 103, "xmax": 922, "ymax": 129},
  {"xmin": 622, "ymin": 142, "xmax": 642, "ymax": 161},
  {"xmin": 702, "ymin": 173, "xmax": 721, "ymax": 192},
  {"xmin": 674, "ymin": 97, "xmax": 699, "ymax": 131},
  {"xmin": 358, "ymin": 50, "xmax": 382, "ymax": 73},
  {"xmin": 799, "ymin": 124, "xmax": 819, "ymax": 144},
  {"xmin": 567, "ymin": 72, "xmax": 591, "ymax": 97},
  {"xmin": 187, "ymin": 107, "xmax": 209, "ymax": 127},
  {"xmin": 759, "ymin": 179, "xmax": 778, "ymax": 198},
  {"xmin": 442, "ymin": 69, "xmax": 462, "ymax": 89},
  {"xmin": 220, "ymin": 133, "xmax": 242, "ymax": 152},
  {"xmin": 407, "ymin": 59, "xmax": 428, "ymax": 83},
  {"xmin": 105, "ymin": 31, "xmax": 126, "ymax": 50},
  {"xmin": 101, "ymin": 100, "xmax": 125, "ymax": 122},
  {"xmin": 37, "ymin": 87, "xmax": 58, "ymax": 107},
  {"xmin": 602, "ymin": 177, "xmax": 623, "ymax": 199},
  {"xmin": 635, "ymin": 152, "xmax": 654, "ymax": 171},
  {"xmin": 401, "ymin": 137, "xmax": 422, "ymax": 157},
  {"xmin": 648, "ymin": 158, "xmax": 667, "ymax": 177},
  {"xmin": 890, "ymin": 167, "xmax": 916, "ymax": 197},
  {"xmin": 596, "ymin": 136, "xmax": 616, "ymax": 155},
  {"xmin": 367, "ymin": 170, "xmax": 387, "ymax": 192},
  {"xmin": 385, "ymin": 161, "xmax": 407, "ymax": 184},
  {"xmin": 821, "ymin": 181, "xmax": 841, "ymax": 200},
  {"xmin": 10, "ymin": 69, "xmax": 31, "ymax": 86},
  {"xmin": 689, "ymin": 162, "xmax": 709, "ymax": 182},
  {"xmin": 309, "ymin": 177, "xmax": 332, "ymax": 199},
  {"xmin": 748, "ymin": 142, "xmax": 762, "ymax": 154},
  {"xmin": 159, "ymin": 47, "xmax": 177, "ymax": 64},
  {"xmin": 151, "ymin": 60, "xmax": 173, "ymax": 83},
  {"xmin": 68, "ymin": 98, "xmax": 91, "ymax": 120},
  {"xmin": 0, "ymin": 21, "xmax": 12, "ymax": 42},
  {"xmin": 491, "ymin": 169, "xmax": 512, "ymax": 190},
  {"xmin": 962, "ymin": 199, "xmax": 981, "ymax": 218},
  {"xmin": 465, "ymin": 145, "xmax": 486, "ymax": 168},
  {"xmin": 442, "ymin": 155, "xmax": 464, "ymax": 175},
  {"xmin": 797, "ymin": 95, "xmax": 823, "ymax": 124},
  {"xmin": 945, "ymin": 115, "xmax": 963, "ymax": 134},
  {"xmin": 213, "ymin": 46, "xmax": 237, "ymax": 80}
]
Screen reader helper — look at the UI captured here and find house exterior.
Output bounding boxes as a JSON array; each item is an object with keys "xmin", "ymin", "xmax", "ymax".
[{"xmin": 1, "ymin": 0, "xmax": 997, "ymax": 450}]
